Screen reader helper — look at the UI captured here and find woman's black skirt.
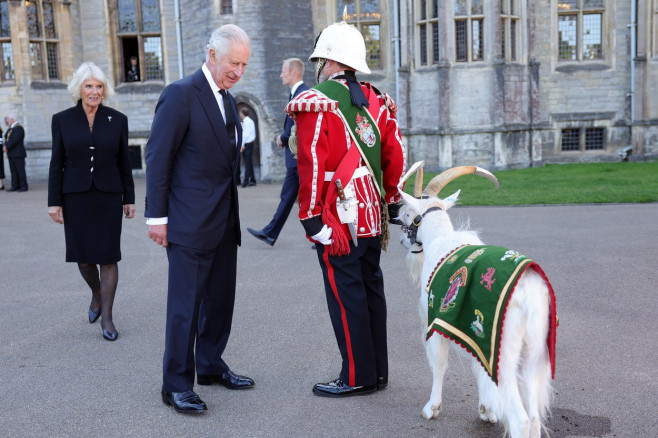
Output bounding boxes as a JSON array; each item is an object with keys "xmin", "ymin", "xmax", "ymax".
[{"xmin": 62, "ymin": 185, "xmax": 123, "ymax": 264}]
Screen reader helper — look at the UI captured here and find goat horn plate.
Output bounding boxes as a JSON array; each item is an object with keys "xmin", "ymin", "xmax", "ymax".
[{"xmin": 423, "ymin": 166, "xmax": 499, "ymax": 197}]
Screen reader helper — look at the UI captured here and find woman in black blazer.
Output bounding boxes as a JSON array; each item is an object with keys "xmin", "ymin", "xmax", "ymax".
[{"xmin": 48, "ymin": 62, "xmax": 135, "ymax": 341}]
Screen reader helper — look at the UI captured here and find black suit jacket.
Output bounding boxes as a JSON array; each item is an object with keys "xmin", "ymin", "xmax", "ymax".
[
  {"xmin": 281, "ymin": 83, "xmax": 309, "ymax": 169},
  {"xmin": 145, "ymin": 68, "xmax": 242, "ymax": 250},
  {"xmin": 48, "ymin": 102, "xmax": 135, "ymax": 207},
  {"xmin": 4, "ymin": 124, "xmax": 26, "ymax": 158}
]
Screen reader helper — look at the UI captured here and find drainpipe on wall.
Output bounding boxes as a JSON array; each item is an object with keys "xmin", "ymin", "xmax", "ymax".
[
  {"xmin": 393, "ymin": 0, "xmax": 400, "ymax": 105},
  {"xmin": 628, "ymin": 0, "xmax": 636, "ymax": 123},
  {"xmin": 174, "ymin": 0, "xmax": 184, "ymax": 79}
]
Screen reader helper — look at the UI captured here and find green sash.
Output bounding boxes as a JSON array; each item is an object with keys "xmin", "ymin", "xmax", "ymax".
[{"xmin": 314, "ymin": 80, "xmax": 383, "ymax": 194}]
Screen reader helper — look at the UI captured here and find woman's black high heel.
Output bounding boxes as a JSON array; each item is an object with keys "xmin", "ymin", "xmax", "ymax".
[
  {"xmin": 101, "ymin": 320, "xmax": 118, "ymax": 341},
  {"xmin": 88, "ymin": 306, "xmax": 101, "ymax": 324}
]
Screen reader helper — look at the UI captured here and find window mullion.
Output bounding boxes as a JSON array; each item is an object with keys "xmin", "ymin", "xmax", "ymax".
[{"xmin": 577, "ymin": 12, "xmax": 583, "ymax": 61}]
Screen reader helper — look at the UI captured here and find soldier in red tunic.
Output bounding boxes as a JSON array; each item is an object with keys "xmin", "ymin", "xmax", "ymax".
[{"xmin": 286, "ymin": 16, "xmax": 407, "ymax": 397}]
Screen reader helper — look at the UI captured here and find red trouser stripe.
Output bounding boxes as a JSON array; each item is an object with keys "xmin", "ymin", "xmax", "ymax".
[{"xmin": 322, "ymin": 250, "xmax": 355, "ymax": 386}]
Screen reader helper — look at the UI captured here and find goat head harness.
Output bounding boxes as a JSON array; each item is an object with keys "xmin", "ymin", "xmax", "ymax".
[{"xmin": 403, "ymin": 206, "xmax": 443, "ymax": 249}]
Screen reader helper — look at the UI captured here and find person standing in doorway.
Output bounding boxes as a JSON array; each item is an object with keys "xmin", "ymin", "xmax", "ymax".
[
  {"xmin": 239, "ymin": 107, "xmax": 256, "ymax": 187},
  {"xmin": 247, "ymin": 58, "xmax": 308, "ymax": 246}
]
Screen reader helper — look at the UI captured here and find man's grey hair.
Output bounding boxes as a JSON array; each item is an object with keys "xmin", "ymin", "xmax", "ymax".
[
  {"xmin": 205, "ymin": 24, "xmax": 250, "ymax": 62},
  {"xmin": 67, "ymin": 62, "xmax": 115, "ymax": 103}
]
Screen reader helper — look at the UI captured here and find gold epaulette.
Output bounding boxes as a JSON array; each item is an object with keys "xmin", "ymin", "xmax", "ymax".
[{"xmin": 286, "ymin": 89, "xmax": 338, "ymax": 115}]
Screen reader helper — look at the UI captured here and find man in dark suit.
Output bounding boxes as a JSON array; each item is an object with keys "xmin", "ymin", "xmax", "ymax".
[
  {"xmin": 3, "ymin": 114, "xmax": 28, "ymax": 192},
  {"xmin": 247, "ymin": 58, "xmax": 308, "ymax": 246},
  {"xmin": 145, "ymin": 24, "xmax": 254, "ymax": 414}
]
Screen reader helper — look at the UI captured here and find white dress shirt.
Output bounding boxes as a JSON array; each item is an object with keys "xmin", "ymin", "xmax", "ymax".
[{"xmin": 241, "ymin": 115, "xmax": 256, "ymax": 145}]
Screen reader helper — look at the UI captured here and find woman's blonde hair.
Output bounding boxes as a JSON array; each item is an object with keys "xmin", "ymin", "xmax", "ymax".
[{"xmin": 67, "ymin": 62, "xmax": 115, "ymax": 103}]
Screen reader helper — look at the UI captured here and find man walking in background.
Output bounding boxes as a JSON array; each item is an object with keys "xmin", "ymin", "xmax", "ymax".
[{"xmin": 247, "ymin": 58, "xmax": 308, "ymax": 246}]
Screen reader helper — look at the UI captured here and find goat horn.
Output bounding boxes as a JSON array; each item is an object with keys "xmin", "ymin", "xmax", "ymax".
[
  {"xmin": 413, "ymin": 164, "xmax": 424, "ymax": 197},
  {"xmin": 423, "ymin": 166, "xmax": 499, "ymax": 197}
]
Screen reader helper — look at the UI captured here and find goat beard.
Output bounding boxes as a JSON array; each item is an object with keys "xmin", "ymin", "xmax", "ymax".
[{"xmin": 405, "ymin": 250, "xmax": 425, "ymax": 288}]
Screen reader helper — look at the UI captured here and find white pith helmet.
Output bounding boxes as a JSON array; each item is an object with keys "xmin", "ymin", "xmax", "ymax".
[{"xmin": 309, "ymin": 8, "xmax": 371, "ymax": 75}]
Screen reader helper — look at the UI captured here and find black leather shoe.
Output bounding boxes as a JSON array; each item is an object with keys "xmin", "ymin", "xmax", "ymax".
[
  {"xmin": 377, "ymin": 376, "xmax": 388, "ymax": 390},
  {"xmin": 247, "ymin": 227, "xmax": 275, "ymax": 246},
  {"xmin": 16, "ymin": 188, "xmax": 28, "ymax": 192},
  {"xmin": 0, "ymin": 185, "xmax": 4, "ymax": 190},
  {"xmin": 312, "ymin": 378, "xmax": 377, "ymax": 398},
  {"xmin": 161, "ymin": 389, "xmax": 207, "ymax": 414},
  {"xmin": 7, "ymin": 187, "xmax": 18, "ymax": 192},
  {"xmin": 246, "ymin": 181, "xmax": 256, "ymax": 187},
  {"xmin": 88, "ymin": 306, "xmax": 101, "ymax": 324},
  {"xmin": 197, "ymin": 370, "xmax": 254, "ymax": 389}
]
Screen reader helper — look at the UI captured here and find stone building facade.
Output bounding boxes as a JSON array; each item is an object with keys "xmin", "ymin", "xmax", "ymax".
[{"xmin": 0, "ymin": 1, "xmax": 655, "ymax": 182}]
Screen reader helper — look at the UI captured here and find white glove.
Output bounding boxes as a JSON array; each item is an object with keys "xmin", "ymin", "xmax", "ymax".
[{"xmin": 311, "ymin": 224, "xmax": 333, "ymax": 246}]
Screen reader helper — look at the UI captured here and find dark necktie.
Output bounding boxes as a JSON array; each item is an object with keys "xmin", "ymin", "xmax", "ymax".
[{"xmin": 219, "ymin": 89, "xmax": 237, "ymax": 149}]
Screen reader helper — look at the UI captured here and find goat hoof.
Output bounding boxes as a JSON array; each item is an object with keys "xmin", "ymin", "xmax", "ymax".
[
  {"xmin": 421, "ymin": 402, "xmax": 442, "ymax": 419},
  {"xmin": 479, "ymin": 405, "xmax": 497, "ymax": 423}
]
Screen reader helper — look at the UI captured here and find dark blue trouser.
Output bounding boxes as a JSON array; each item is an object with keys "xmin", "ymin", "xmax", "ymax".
[{"xmin": 315, "ymin": 237, "xmax": 388, "ymax": 387}]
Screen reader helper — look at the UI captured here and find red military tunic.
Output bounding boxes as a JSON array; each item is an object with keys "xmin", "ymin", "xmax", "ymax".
[{"xmin": 286, "ymin": 78, "xmax": 406, "ymax": 248}]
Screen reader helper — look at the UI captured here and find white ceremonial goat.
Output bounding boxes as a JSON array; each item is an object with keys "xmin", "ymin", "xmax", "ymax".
[{"xmin": 398, "ymin": 163, "xmax": 556, "ymax": 438}]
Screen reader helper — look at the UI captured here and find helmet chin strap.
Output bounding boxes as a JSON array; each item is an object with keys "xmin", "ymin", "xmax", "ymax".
[{"xmin": 315, "ymin": 58, "xmax": 327, "ymax": 84}]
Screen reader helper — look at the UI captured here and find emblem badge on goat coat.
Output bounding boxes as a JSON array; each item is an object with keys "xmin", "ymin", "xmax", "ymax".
[
  {"xmin": 501, "ymin": 249, "xmax": 525, "ymax": 262},
  {"xmin": 355, "ymin": 113, "xmax": 376, "ymax": 147},
  {"xmin": 441, "ymin": 266, "xmax": 468, "ymax": 312},
  {"xmin": 480, "ymin": 267, "xmax": 496, "ymax": 291},
  {"xmin": 470, "ymin": 309, "xmax": 485, "ymax": 338},
  {"xmin": 465, "ymin": 248, "xmax": 486, "ymax": 263}
]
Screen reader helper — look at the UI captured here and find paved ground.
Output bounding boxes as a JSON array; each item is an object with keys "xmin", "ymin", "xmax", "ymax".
[{"xmin": 0, "ymin": 179, "xmax": 656, "ymax": 438}]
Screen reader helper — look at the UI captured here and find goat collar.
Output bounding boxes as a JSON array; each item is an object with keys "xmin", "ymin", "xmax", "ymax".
[{"xmin": 405, "ymin": 206, "xmax": 443, "ymax": 246}]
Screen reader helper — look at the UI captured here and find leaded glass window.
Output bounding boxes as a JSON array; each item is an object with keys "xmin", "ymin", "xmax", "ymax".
[
  {"xmin": 455, "ymin": 0, "xmax": 485, "ymax": 62},
  {"xmin": 116, "ymin": 0, "xmax": 163, "ymax": 82},
  {"xmin": 26, "ymin": 1, "xmax": 59, "ymax": 81},
  {"xmin": 418, "ymin": 0, "xmax": 439, "ymax": 66},
  {"xmin": 558, "ymin": 0, "xmax": 604, "ymax": 61},
  {"xmin": 501, "ymin": 0, "xmax": 519, "ymax": 61},
  {"xmin": 339, "ymin": 0, "xmax": 382, "ymax": 69},
  {"xmin": 0, "ymin": 0, "xmax": 13, "ymax": 81}
]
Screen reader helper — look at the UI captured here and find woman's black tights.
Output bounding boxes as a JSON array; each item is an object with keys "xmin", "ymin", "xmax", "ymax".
[{"xmin": 78, "ymin": 263, "xmax": 118, "ymax": 332}]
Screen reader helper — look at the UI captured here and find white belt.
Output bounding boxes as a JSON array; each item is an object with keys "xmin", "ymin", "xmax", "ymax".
[{"xmin": 324, "ymin": 165, "xmax": 370, "ymax": 182}]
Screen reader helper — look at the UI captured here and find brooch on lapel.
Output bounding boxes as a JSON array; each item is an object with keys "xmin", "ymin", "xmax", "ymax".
[{"xmin": 108, "ymin": 116, "xmax": 112, "ymax": 122}]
